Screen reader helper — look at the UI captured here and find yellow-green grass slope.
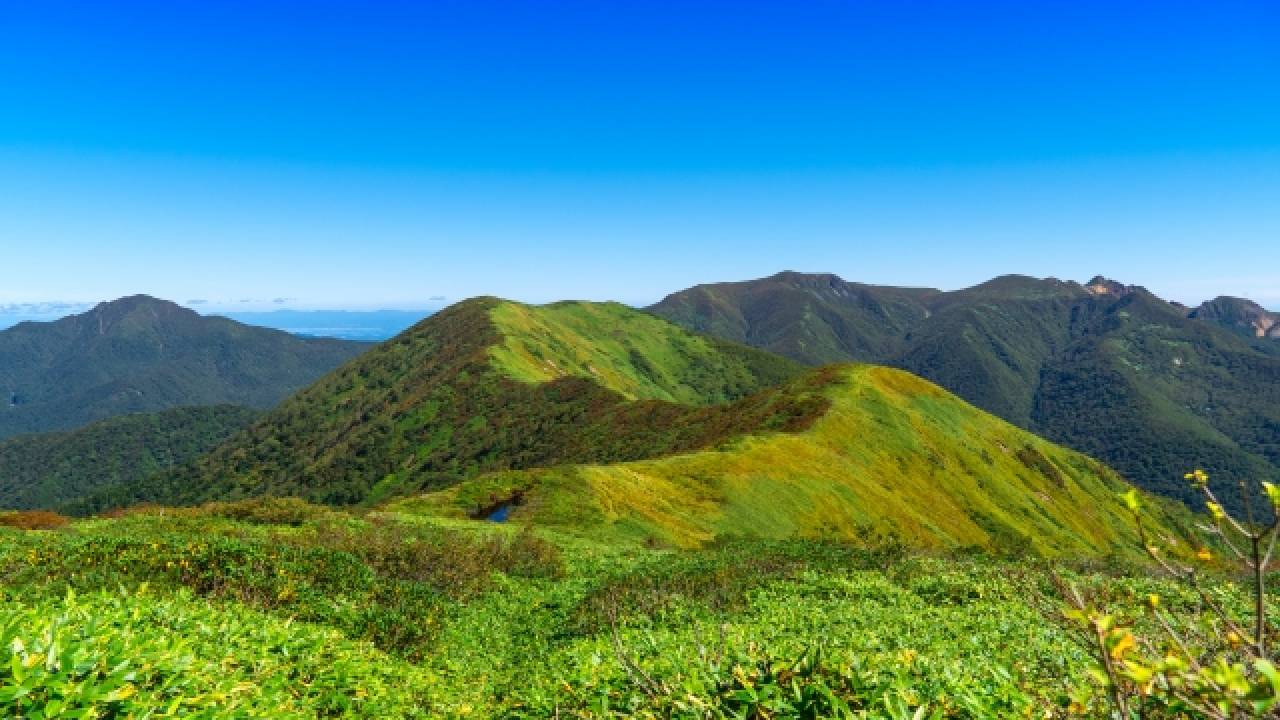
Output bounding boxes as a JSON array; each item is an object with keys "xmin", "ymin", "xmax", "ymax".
[
  {"xmin": 398, "ymin": 364, "xmax": 1192, "ymax": 558},
  {"xmin": 487, "ymin": 299, "xmax": 803, "ymax": 404}
]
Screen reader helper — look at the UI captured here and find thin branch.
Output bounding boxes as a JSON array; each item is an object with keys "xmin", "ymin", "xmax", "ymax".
[
  {"xmin": 1205, "ymin": 519, "xmax": 1249, "ymax": 563},
  {"xmin": 1151, "ymin": 608, "xmax": 1202, "ymax": 673},
  {"xmin": 1240, "ymin": 479, "xmax": 1258, "ymax": 534},
  {"xmin": 1260, "ymin": 520, "xmax": 1279, "ymax": 572},
  {"xmin": 1134, "ymin": 509, "xmax": 1255, "ymax": 655},
  {"xmin": 1204, "ymin": 486, "xmax": 1253, "ymax": 540}
]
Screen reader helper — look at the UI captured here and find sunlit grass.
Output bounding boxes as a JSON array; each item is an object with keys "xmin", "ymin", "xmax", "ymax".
[{"xmin": 408, "ymin": 365, "xmax": 1192, "ymax": 556}]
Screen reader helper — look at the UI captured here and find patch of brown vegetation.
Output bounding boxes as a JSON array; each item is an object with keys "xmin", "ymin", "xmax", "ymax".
[{"xmin": 0, "ymin": 510, "xmax": 70, "ymax": 530}]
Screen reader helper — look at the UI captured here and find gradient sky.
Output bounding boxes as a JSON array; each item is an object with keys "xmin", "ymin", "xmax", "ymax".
[{"xmin": 2, "ymin": 0, "xmax": 1278, "ymax": 310}]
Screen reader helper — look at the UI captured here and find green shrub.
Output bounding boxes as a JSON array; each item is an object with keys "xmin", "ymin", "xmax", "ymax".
[
  {"xmin": 0, "ymin": 587, "xmax": 429, "ymax": 717},
  {"xmin": 194, "ymin": 495, "xmax": 332, "ymax": 525},
  {"xmin": 1, "ymin": 510, "xmax": 563, "ymax": 660}
]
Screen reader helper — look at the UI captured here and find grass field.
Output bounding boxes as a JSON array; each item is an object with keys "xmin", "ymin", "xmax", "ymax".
[{"xmin": 1, "ymin": 499, "xmax": 1263, "ymax": 718}]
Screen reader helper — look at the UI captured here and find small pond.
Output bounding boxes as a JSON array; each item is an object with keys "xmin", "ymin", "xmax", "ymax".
[{"xmin": 486, "ymin": 502, "xmax": 514, "ymax": 522}]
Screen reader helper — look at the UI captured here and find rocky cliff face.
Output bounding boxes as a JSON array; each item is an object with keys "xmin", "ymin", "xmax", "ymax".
[{"xmin": 1084, "ymin": 276, "xmax": 1138, "ymax": 299}]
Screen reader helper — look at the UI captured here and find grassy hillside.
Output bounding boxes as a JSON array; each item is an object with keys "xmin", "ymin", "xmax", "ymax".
[
  {"xmin": 650, "ymin": 272, "xmax": 1280, "ymax": 511},
  {"xmin": 0, "ymin": 295, "xmax": 364, "ymax": 440},
  {"xmin": 398, "ymin": 365, "xmax": 1189, "ymax": 556},
  {"xmin": 96, "ymin": 298, "xmax": 808, "ymax": 509},
  {"xmin": 489, "ymin": 300, "xmax": 799, "ymax": 404},
  {"xmin": 0, "ymin": 405, "xmax": 257, "ymax": 511}
]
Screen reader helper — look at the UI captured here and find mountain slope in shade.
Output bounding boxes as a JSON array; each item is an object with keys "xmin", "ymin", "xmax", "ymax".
[
  {"xmin": 397, "ymin": 364, "xmax": 1192, "ymax": 557},
  {"xmin": 650, "ymin": 272, "xmax": 1280, "ymax": 511},
  {"xmin": 0, "ymin": 295, "xmax": 366, "ymax": 440},
  {"xmin": 95, "ymin": 298, "xmax": 810, "ymax": 509},
  {"xmin": 0, "ymin": 405, "xmax": 258, "ymax": 511}
]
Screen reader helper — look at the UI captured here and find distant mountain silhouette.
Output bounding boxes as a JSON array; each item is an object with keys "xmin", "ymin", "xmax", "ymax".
[{"xmin": 0, "ymin": 295, "xmax": 366, "ymax": 439}]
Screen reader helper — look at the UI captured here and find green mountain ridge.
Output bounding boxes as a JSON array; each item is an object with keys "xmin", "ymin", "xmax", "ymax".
[
  {"xmin": 89, "ymin": 298, "xmax": 809, "ymax": 510},
  {"xmin": 649, "ymin": 271, "xmax": 1280, "ymax": 511},
  {"xmin": 0, "ymin": 295, "xmax": 365, "ymax": 440}
]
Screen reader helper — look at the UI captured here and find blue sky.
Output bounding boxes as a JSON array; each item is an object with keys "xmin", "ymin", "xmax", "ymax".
[{"xmin": 1, "ymin": 0, "xmax": 1277, "ymax": 309}]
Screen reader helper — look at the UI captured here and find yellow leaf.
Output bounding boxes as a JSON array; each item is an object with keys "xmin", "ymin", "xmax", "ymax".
[
  {"xmin": 1124, "ymin": 663, "xmax": 1155, "ymax": 687},
  {"xmin": 104, "ymin": 683, "xmax": 138, "ymax": 702},
  {"xmin": 1264, "ymin": 482, "xmax": 1280, "ymax": 508},
  {"xmin": 1109, "ymin": 631, "xmax": 1136, "ymax": 660},
  {"xmin": 1185, "ymin": 469, "xmax": 1209, "ymax": 487},
  {"xmin": 1122, "ymin": 489, "xmax": 1141, "ymax": 512}
]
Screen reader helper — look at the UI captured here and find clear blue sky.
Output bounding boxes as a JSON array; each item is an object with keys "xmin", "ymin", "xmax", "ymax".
[{"xmin": 2, "ymin": 0, "xmax": 1278, "ymax": 309}]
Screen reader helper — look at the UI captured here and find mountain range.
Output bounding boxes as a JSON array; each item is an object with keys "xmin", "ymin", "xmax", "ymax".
[
  {"xmin": 649, "ymin": 272, "xmax": 1280, "ymax": 510},
  {"xmin": 1, "ymin": 273, "xmax": 1270, "ymax": 552},
  {"xmin": 0, "ymin": 295, "xmax": 365, "ymax": 440},
  {"xmin": 80, "ymin": 296, "xmax": 1191, "ymax": 556}
]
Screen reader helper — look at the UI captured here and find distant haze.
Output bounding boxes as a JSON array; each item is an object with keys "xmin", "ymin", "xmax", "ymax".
[
  {"xmin": 213, "ymin": 309, "xmax": 436, "ymax": 341},
  {"xmin": 0, "ymin": 305, "xmax": 439, "ymax": 341},
  {"xmin": 0, "ymin": 284, "xmax": 1275, "ymax": 339}
]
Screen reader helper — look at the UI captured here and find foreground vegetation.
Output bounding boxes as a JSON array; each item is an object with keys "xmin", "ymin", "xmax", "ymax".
[{"xmin": 2, "ymin": 492, "xmax": 1274, "ymax": 718}]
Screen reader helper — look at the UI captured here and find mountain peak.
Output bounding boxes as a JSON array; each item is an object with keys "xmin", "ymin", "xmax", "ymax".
[
  {"xmin": 90, "ymin": 294, "xmax": 187, "ymax": 312},
  {"xmin": 0, "ymin": 295, "xmax": 365, "ymax": 439},
  {"xmin": 768, "ymin": 270, "xmax": 847, "ymax": 286},
  {"xmin": 1084, "ymin": 276, "xmax": 1135, "ymax": 298},
  {"xmin": 85, "ymin": 295, "xmax": 196, "ymax": 328},
  {"xmin": 51, "ymin": 295, "xmax": 209, "ymax": 340},
  {"xmin": 1190, "ymin": 296, "xmax": 1279, "ymax": 339},
  {"xmin": 946, "ymin": 275, "xmax": 1084, "ymax": 304},
  {"xmin": 138, "ymin": 297, "xmax": 807, "ymax": 505}
]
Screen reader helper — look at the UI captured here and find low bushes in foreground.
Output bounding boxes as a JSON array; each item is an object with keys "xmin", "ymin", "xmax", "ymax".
[
  {"xmin": 1, "ymin": 505, "xmax": 562, "ymax": 661},
  {"xmin": 3, "ymin": 491, "xmax": 1275, "ymax": 718},
  {"xmin": 0, "ymin": 587, "xmax": 429, "ymax": 718}
]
